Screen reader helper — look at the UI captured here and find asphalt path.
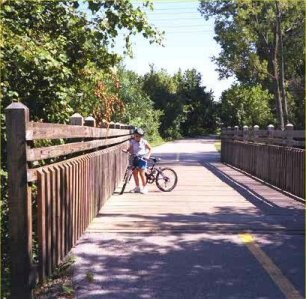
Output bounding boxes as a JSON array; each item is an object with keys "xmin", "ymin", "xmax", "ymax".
[{"xmin": 72, "ymin": 138, "xmax": 304, "ymax": 299}]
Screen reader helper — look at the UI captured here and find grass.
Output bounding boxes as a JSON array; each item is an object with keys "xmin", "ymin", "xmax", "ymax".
[
  {"xmin": 214, "ymin": 141, "xmax": 221, "ymax": 152},
  {"xmin": 150, "ymin": 136, "xmax": 166, "ymax": 147},
  {"xmin": 33, "ymin": 255, "xmax": 76, "ymax": 299}
]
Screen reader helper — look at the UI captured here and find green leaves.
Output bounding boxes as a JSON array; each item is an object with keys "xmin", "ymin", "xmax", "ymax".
[
  {"xmin": 220, "ymin": 84, "xmax": 274, "ymax": 128},
  {"xmin": 199, "ymin": 0, "xmax": 305, "ymax": 128}
]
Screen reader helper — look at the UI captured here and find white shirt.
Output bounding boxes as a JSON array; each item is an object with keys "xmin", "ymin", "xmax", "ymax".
[{"xmin": 130, "ymin": 138, "xmax": 148, "ymax": 156}]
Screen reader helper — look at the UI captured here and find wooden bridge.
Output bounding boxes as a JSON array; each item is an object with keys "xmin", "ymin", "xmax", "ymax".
[{"xmin": 5, "ymin": 103, "xmax": 305, "ymax": 298}]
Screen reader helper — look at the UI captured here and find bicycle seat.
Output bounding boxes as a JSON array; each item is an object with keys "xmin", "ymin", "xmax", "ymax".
[{"xmin": 150, "ymin": 157, "xmax": 161, "ymax": 163}]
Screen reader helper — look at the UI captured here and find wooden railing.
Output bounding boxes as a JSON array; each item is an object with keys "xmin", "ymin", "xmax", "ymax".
[
  {"xmin": 5, "ymin": 103, "xmax": 133, "ymax": 298},
  {"xmin": 222, "ymin": 123, "xmax": 305, "ymax": 148},
  {"xmin": 221, "ymin": 124, "xmax": 305, "ymax": 199}
]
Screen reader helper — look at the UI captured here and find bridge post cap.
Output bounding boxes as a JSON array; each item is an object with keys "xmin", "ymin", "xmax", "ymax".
[
  {"xmin": 84, "ymin": 116, "xmax": 96, "ymax": 127},
  {"xmin": 5, "ymin": 102, "xmax": 29, "ymax": 111},
  {"xmin": 70, "ymin": 113, "xmax": 83, "ymax": 126},
  {"xmin": 285, "ymin": 123, "xmax": 294, "ymax": 130},
  {"xmin": 253, "ymin": 125, "xmax": 259, "ymax": 130},
  {"xmin": 84, "ymin": 116, "xmax": 95, "ymax": 121},
  {"xmin": 5, "ymin": 102, "xmax": 30, "ymax": 122},
  {"xmin": 267, "ymin": 124, "xmax": 274, "ymax": 130},
  {"xmin": 70, "ymin": 113, "xmax": 83, "ymax": 118},
  {"xmin": 234, "ymin": 125, "xmax": 239, "ymax": 129},
  {"xmin": 243, "ymin": 125, "xmax": 248, "ymax": 130}
]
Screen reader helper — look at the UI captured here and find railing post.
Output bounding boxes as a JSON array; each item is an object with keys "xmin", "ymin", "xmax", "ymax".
[
  {"xmin": 234, "ymin": 126, "xmax": 239, "ymax": 140},
  {"xmin": 5, "ymin": 103, "xmax": 33, "ymax": 299},
  {"xmin": 243, "ymin": 125, "xmax": 248, "ymax": 141},
  {"xmin": 253, "ymin": 125, "xmax": 259, "ymax": 142},
  {"xmin": 285, "ymin": 123, "xmax": 294, "ymax": 146},
  {"xmin": 267, "ymin": 124, "xmax": 274, "ymax": 144},
  {"xmin": 109, "ymin": 121, "xmax": 115, "ymax": 129},
  {"xmin": 226, "ymin": 126, "xmax": 232, "ymax": 140},
  {"xmin": 70, "ymin": 113, "xmax": 84, "ymax": 126},
  {"xmin": 70, "ymin": 113, "xmax": 84, "ymax": 143},
  {"xmin": 84, "ymin": 116, "xmax": 96, "ymax": 127}
]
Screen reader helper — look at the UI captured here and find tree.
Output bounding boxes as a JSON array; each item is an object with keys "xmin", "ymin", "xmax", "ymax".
[
  {"xmin": 199, "ymin": 0, "xmax": 305, "ymax": 129},
  {"xmin": 117, "ymin": 68, "xmax": 162, "ymax": 143},
  {"xmin": 142, "ymin": 67, "xmax": 217, "ymax": 138},
  {"xmin": 0, "ymin": 1, "xmax": 162, "ymax": 295},
  {"xmin": 142, "ymin": 67, "xmax": 183, "ymax": 139},
  {"xmin": 220, "ymin": 84, "xmax": 274, "ymax": 128},
  {"xmin": 176, "ymin": 69, "xmax": 217, "ymax": 135}
]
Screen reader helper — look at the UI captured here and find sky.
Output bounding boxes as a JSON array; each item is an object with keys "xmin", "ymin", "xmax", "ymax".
[{"xmin": 114, "ymin": 0, "xmax": 235, "ymax": 100}]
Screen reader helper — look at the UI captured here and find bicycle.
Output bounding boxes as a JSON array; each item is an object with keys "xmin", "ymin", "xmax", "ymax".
[{"xmin": 120, "ymin": 155, "xmax": 178, "ymax": 195}]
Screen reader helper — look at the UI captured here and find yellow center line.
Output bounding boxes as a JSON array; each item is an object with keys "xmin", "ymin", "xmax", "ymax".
[{"xmin": 239, "ymin": 233, "xmax": 303, "ymax": 299}]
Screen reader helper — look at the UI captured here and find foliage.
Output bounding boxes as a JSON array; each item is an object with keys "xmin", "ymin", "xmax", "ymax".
[
  {"xmin": 142, "ymin": 67, "xmax": 184, "ymax": 139},
  {"xmin": 116, "ymin": 68, "xmax": 162, "ymax": 143},
  {"xmin": 0, "ymin": 0, "xmax": 162, "ymax": 296},
  {"xmin": 220, "ymin": 84, "xmax": 274, "ymax": 128},
  {"xmin": 33, "ymin": 255, "xmax": 76, "ymax": 298},
  {"xmin": 176, "ymin": 69, "xmax": 217, "ymax": 136},
  {"xmin": 199, "ymin": 0, "xmax": 305, "ymax": 128},
  {"xmin": 142, "ymin": 67, "xmax": 218, "ymax": 139},
  {"xmin": 94, "ymin": 75, "xmax": 125, "ymax": 125}
]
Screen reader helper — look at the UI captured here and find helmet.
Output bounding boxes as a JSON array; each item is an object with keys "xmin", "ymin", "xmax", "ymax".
[{"xmin": 134, "ymin": 127, "xmax": 144, "ymax": 136}]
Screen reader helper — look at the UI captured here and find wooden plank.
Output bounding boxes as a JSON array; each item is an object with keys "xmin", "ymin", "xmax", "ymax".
[
  {"xmin": 5, "ymin": 103, "xmax": 33, "ymax": 299},
  {"xmin": 92, "ymin": 153, "xmax": 97, "ymax": 216},
  {"xmin": 50, "ymin": 167, "xmax": 57, "ymax": 273},
  {"xmin": 26, "ymin": 121, "xmax": 132, "ymax": 140},
  {"xmin": 84, "ymin": 156, "xmax": 88, "ymax": 231},
  {"xmin": 67, "ymin": 161, "xmax": 73, "ymax": 250},
  {"xmin": 37, "ymin": 170, "xmax": 46, "ymax": 282},
  {"xmin": 70, "ymin": 161, "xmax": 75, "ymax": 247},
  {"xmin": 58, "ymin": 164, "xmax": 65, "ymax": 259},
  {"xmin": 291, "ymin": 130, "xmax": 305, "ymax": 138},
  {"xmin": 80, "ymin": 157, "xmax": 85, "ymax": 236},
  {"xmin": 43, "ymin": 168, "xmax": 52, "ymax": 276},
  {"xmin": 76, "ymin": 159, "xmax": 82, "ymax": 239},
  {"xmin": 63, "ymin": 163, "xmax": 70, "ymax": 255},
  {"xmin": 72, "ymin": 160, "xmax": 78, "ymax": 245},
  {"xmin": 27, "ymin": 135, "xmax": 131, "ymax": 161},
  {"xmin": 27, "ymin": 142, "xmax": 138, "ymax": 183},
  {"xmin": 89, "ymin": 154, "xmax": 94, "ymax": 220},
  {"xmin": 54, "ymin": 165, "xmax": 61, "ymax": 264}
]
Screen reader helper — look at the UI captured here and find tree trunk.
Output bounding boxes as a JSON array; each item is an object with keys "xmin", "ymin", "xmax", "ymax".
[
  {"xmin": 276, "ymin": 1, "xmax": 289, "ymax": 124},
  {"xmin": 272, "ymin": 12, "xmax": 285, "ymax": 130}
]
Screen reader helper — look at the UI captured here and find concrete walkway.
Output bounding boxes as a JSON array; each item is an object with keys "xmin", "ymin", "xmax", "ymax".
[{"xmin": 72, "ymin": 138, "xmax": 304, "ymax": 299}]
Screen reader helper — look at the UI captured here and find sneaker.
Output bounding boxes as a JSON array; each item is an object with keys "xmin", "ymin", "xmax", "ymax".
[
  {"xmin": 140, "ymin": 187, "xmax": 148, "ymax": 194},
  {"xmin": 131, "ymin": 187, "xmax": 140, "ymax": 193}
]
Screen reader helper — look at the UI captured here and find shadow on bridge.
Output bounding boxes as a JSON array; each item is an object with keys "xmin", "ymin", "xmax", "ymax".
[
  {"xmin": 73, "ymin": 206, "xmax": 304, "ymax": 298},
  {"xmin": 72, "ymin": 145, "xmax": 304, "ymax": 299}
]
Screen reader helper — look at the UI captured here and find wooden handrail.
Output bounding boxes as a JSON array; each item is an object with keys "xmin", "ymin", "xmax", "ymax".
[
  {"xmin": 26, "ymin": 121, "xmax": 133, "ymax": 140},
  {"xmin": 27, "ymin": 135, "xmax": 131, "ymax": 162},
  {"xmin": 222, "ymin": 124, "xmax": 305, "ymax": 148}
]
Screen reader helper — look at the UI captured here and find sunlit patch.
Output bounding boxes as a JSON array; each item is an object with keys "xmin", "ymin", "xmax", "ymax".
[{"xmin": 240, "ymin": 233, "xmax": 254, "ymax": 243}]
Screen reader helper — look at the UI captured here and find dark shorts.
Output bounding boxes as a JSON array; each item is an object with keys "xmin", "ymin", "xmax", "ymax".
[{"xmin": 133, "ymin": 157, "xmax": 147, "ymax": 170}]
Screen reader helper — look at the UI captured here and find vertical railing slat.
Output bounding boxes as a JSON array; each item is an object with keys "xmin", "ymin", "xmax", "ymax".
[{"xmin": 37, "ymin": 170, "xmax": 46, "ymax": 283}]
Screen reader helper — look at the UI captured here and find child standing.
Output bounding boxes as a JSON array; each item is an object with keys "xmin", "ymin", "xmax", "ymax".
[{"xmin": 123, "ymin": 127, "xmax": 152, "ymax": 194}]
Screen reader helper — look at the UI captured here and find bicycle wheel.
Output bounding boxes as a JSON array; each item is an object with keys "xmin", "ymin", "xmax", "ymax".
[
  {"xmin": 120, "ymin": 168, "xmax": 132, "ymax": 195},
  {"xmin": 156, "ymin": 168, "xmax": 178, "ymax": 192}
]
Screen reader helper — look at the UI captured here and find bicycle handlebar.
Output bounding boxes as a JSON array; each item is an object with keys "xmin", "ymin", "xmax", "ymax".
[{"xmin": 122, "ymin": 150, "xmax": 160, "ymax": 162}]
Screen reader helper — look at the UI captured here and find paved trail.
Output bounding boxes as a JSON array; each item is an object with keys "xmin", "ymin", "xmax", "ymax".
[{"xmin": 72, "ymin": 138, "xmax": 304, "ymax": 299}]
